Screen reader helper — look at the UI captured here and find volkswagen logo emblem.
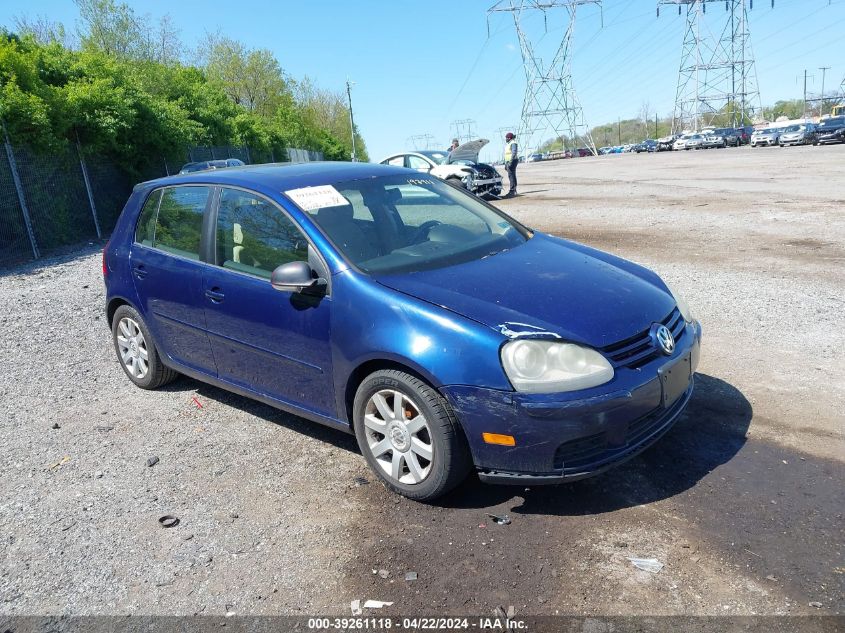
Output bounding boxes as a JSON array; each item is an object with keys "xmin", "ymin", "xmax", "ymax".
[{"xmin": 655, "ymin": 325, "xmax": 675, "ymax": 355}]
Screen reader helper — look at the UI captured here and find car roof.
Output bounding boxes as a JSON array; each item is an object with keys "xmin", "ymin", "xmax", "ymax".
[{"xmin": 137, "ymin": 161, "xmax": 408, "ymax": 193}]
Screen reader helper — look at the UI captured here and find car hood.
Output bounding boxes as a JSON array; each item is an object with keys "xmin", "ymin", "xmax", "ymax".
[
  {"xmin": 374, "ymin": 234, "xmax": 675, "ymax": 348},
  {"xmin": 448, "ymin": 139, "xmax": 488, "ymax": 163}
]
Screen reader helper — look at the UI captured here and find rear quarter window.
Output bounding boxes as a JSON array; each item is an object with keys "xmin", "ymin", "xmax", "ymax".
[{"xmin": 135, "ymin": 189, "xmax": 162, "ymax": 246}]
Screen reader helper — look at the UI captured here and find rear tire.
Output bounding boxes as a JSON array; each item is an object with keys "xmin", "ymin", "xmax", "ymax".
[
  {"xmin": 112, "ymin": 305, "xmax": 178, "ymax": 390},
  {"xmin": 353, "ymin": 370, "xmax": 471, "ymax": 501}
]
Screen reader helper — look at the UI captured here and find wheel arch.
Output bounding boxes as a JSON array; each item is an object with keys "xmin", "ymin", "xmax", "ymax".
[
  {"xmin": 106, "ymin": 296, "xmax": 134, "ymax": 327},
  {"xmin": 343, "ymin": 357, "xmax": 442, "ymax": 430}
]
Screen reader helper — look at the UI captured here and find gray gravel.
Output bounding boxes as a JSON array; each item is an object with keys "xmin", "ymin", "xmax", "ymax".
[{"xmin": 0, "ymin": 247, "xmax": 369, "ymax": 614}]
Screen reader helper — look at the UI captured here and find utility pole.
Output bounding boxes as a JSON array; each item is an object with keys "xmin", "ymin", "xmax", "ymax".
[
  {"xmin": 617, "ymin": 117, "xmax": 621, "ymax": 145},
  {"xmin": 801, "ymin": 70, "xmax": 812, "ymax": 118},
  {"xmin": 819, "ymin": 66, "xmax": 830, "ymax": 116},
  {"xmin": 655, "ymin": 113, "xmax": 659, "ymax": 138},
  {"xmin": 345, "ymin": 79, "xmax": 357, "ymax": 162}
]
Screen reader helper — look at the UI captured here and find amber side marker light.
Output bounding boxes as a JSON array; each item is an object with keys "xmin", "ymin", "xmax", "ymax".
[{"xmin": 482, "ymin": 432, "xmax": 516, "ymax": 446}]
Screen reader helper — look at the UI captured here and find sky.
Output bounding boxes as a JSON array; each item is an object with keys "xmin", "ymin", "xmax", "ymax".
[{"xmin": 1, "ymin": 0, "xmax": 844, "ymax": 162}]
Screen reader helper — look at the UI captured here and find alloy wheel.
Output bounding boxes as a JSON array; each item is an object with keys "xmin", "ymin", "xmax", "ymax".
[
  {"xmin": 116, "ymin": 317, "xmax": 149, "ymax": 379},
  {"xmin": 363, "ymin": 389, "xmax": 433, "ymax": 485}
]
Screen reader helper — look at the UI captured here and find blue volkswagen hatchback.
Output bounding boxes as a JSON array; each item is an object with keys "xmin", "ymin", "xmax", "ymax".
[{"xmin": 104, "ymin": 162, "xmax": 701, "ymax": 500}]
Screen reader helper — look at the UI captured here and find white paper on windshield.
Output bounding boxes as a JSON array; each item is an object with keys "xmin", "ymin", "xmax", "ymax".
[{"xmin": 285, "ymin": 185, "xmax": 348, "ymax": 211}]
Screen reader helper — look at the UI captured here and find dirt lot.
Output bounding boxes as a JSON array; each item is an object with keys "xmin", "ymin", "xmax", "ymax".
[{"xmin": 0, "ymin": 145, "xmax": 842, "ymax": 620}]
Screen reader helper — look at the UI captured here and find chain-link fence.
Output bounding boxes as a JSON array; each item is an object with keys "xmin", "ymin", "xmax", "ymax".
[{"xmin": 0, "ymin": 141, "xmax": 324, "ymax": 267}]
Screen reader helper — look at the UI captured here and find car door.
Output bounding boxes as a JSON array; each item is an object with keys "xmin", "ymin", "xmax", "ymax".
[
  {"xmin": 201, "ymin": 186, "xmax": 335, "ymax": 417},
  {"xmin": 131, "ymin": 185, "xmax": 217, "ymax": 375}
]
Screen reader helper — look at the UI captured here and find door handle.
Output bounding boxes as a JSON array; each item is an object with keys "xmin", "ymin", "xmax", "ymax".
[
  {"xmin": 205, "ymin": 287, "xmax": 225, "ymax": 303},
  {"xmin": 133, "ymin": 265, "xmax": 147, "ymax": 279}
]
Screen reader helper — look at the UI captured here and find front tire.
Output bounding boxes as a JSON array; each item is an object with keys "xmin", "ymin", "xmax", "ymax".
[
  {"xmin": 353, "ymin": 370, "xmax": 471, "ymax": 501},
  {"xmin": 112, "ymin": 305, "xmax": 178, "ymax": 389}
]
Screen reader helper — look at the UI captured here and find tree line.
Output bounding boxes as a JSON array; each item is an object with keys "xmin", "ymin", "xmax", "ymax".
[{"xmin": 0, "ymin": 0, "xmax": 368, "ymax": 176}]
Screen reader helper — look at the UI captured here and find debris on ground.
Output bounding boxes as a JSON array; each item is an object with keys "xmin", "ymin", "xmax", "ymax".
[
  {"xmin": 377, "ymin": 569, "xmax": 389, "ymax": 579},
  {"xmin": 158, "ymin": 515, "xmax": 179, "ymax": 528},
  {"xmin": 809, "ymin": 602, "xmax": 823, "ymax": 608},
  {"xmin": 353, "ymin": 476, "xmax": 369, "ymax": 485},
  {"xmin": 627, "ymin": 557, "xmax": 664, "ymax": 573},
  {"xmin": 362, "ymin": 600, "xmax": 393, "ymax": 609},
  {"xmin": 350, "ymin": 600, "xmax": 362, "ymax": 615},
  {"xmin": 94, "ymin": 470, "xmax": 103, "ymax": 479},
  {"xmin": 191, "ymin": 396, "xmax": 203, "ymax": 409},
  {"xmin": 48, "ymin": 456, "xmax": 71, "ymax": 470},
  {"xmin": 146, "ymin": 456, "xmax": 159, "ymax": 467},
  {"xmin": 487, "ymin": 513, "xmax": 511, "ymax": 525},
  {"xmin": 51, "ymin": 423, "xmax": 60, "ymax": 430},
  {"xmin": 94, "ymin": 425, "xmax": 114, "ymax": 432},
  {"xmin": 405, "ymin": 571, "xmax": 417, "ymax": 581}
]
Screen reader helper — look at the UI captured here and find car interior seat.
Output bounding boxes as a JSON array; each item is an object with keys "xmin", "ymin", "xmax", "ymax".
[{"xmin": 315, "ymin": 204, "xmax": 379, "ymax": 264}]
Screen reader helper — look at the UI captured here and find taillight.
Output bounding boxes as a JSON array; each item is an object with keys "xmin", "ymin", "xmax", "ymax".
[{"xmin": 102, "ymin": 245, "xmax": 108, "ymax": 277}]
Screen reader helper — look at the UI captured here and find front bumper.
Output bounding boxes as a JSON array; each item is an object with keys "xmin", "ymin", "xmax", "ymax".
[
  {"xmin": 442, "ymin": 320, "xmax": 702, "ymax": 484},
  {"xmin": 817, "ymin": 133, "xmax": 844, "ymax": 144}
]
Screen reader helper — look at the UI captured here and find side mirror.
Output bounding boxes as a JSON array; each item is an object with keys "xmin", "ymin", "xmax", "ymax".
[{"xmin": 270, "ymin": 261, "xmax": 327, "ymax": 294}]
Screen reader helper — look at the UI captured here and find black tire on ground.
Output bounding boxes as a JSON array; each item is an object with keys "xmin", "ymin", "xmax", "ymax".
[
  {"xmin": 446, "ymin": 177, "xmax": 466, "ymax": 189},
  {"xmin": 353, "ymin": 369, "xmax": 472, "ymax": 502},
  {"xmin": 111, "ymin": 304, "xmax": 178, "ymax": 390}
]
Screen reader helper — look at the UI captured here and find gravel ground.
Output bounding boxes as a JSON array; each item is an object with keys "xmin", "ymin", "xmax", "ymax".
[{"xmin": 0, "ymin": 144, "xmax": 842, "ymax": 618}]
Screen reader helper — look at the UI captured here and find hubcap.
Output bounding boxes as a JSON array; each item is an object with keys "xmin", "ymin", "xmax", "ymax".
[
  {"xmin": 116, "ymin": 317, "xmax": 149, "ymax": 379},
  {"xmin": 364, "ymin": 389, "xmax": 433, "ymax": 485}
]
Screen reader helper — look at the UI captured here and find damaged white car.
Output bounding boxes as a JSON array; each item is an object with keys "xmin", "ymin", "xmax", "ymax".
[{"xmin": 379, "ymin": 139, "xmax": 503, "ymax": 198}]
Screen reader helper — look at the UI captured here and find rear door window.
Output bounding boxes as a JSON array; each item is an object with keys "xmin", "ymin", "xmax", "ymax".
[
  {"xmin": 215, "ymin": 188, "xmax": 309, "ymax": 278},
  {"xmin": 151, "ymin": 187, "xmax": 211, "ymax": 260}
]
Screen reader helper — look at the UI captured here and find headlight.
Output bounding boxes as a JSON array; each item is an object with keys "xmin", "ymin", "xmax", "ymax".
[
  {"xmin": 664, "ymin": 280, "xmax": 694, "ymax": 323},
  {"xmin": 500, "ymin": 340, "xmax": 614, "ymax": 393}
]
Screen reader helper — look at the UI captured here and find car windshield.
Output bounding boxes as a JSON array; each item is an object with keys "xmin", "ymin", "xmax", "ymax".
[
  {"xmin": 418, "ymin": 151, "xmax": 449, "ymax": 165},
  {"xmin": 784, "ymin": 125, "xmax": 801, "ymax": 132},
  {"xmin": 287, "ymin": 174, "xmax": 529, "ymax": 275}
]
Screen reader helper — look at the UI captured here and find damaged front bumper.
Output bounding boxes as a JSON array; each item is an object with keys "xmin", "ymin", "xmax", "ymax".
[{"xmin": 441, "ymin": 320, "xmax": 702, "ymax": 484}]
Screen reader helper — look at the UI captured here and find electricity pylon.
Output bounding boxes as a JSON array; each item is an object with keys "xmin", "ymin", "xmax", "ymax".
[
  {"xmin": 451, "ymin": 119, "xmax": 478, "ymax": 144},
  {"xmin": 658, "ymin": 0, "xmax": 763, "ymax": 133},
  {"xmin": 488, "ymin": 1, "xmax": 602, "ymax": 156}
]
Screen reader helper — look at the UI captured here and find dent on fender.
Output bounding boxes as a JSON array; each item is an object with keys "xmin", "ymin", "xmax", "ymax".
[{"xmin": 497, "ymin": 321, "xmax": 562, "ymax": 340}]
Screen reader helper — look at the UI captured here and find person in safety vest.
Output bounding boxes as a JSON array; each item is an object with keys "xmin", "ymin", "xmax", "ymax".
[{"xmin": 502, "ymin": 132, "xmax": 518, "ymax": 198}]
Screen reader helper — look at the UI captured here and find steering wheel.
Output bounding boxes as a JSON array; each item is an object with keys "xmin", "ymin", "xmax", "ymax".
[{"xmin": 411, "ymin": 220, "xmax": 442, "ymax": 245}]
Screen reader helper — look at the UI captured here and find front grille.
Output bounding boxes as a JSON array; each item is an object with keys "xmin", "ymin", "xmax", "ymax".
[
  {"xmin": 600, "ymin": 308, "xmax": 685, "ymax": 369},
  {"xmin": 552, "ymin": 395, "xmax": 688, "ymax": 471}
]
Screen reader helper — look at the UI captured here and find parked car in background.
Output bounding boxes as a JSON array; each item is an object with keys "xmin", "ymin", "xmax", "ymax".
[
  {"xmin": 750, "ymin": 128, "xmax": 780, "ymax": 147},
  {"xmin": 778, "ymin": 124, "xmax": 817, "ymax": 147},
  {"xmin": 527, "ymin": 153, "xmax": 544, "ymax": 162},
  {"xmin": 700, "ymin": 133, "xmax": 727, "ymax": 149},
  {"xmin": 736, "ymin": 126, "xmax": 754, "ymax": 145},
  {"xmin": 179, "ymin": 158, "xmax": 245, "ymax": 174},
  {"xmin": 701, "ymin": 127, "xmax": 740, "ymax": 147},
  {"xmin": 380, "ymin": 140, "xmax": 502, "ymax": 198},
  {"xmin": 673, "ymin": 134, "xmax": 705, "ymax": 150},
  {"xmin": 814, "ymin": 116, "xmax": 845, "ymax": 145},
  {"xmin": 576, "ymin": 147, "xmax": 593, "ymax": 157},
  {"xmin": 656, "ymin": 134, "xmax": 681, "ymax": 151},
  {"xmin": 633, "ymin": 140, "xmax": 657, "ymax": 153},
  {"xmin": 104, "ymin": 162, "xmax": 701, "ymax": 500},
  {"xmin": 598, "ymin": 147, "xmax": 613, "ymax": 155}
]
